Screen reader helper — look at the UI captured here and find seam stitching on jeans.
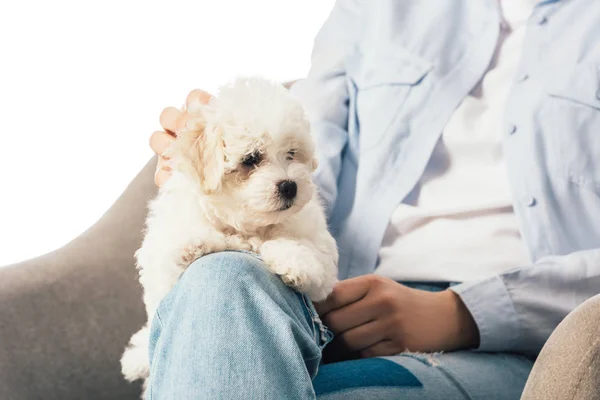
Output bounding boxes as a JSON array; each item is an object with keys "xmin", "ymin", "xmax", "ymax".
[
  {"xmin": 305, "ymin": 354, "xmax": 322, "ymax": 362},
  {"xmin": 299, "ymin": 293, "xmax": 318, "ymax": 340},
  {"xmin": 435, "ymin": 363, "xmax": 474, "ymax": 400},
  {"xmin": 155, "ymin": 310, "xmax": 164, "ymax": 326},
  {"xmin": 317, "ymin": 384, "xmax": 423, "ymax": 397},
  {"xmin": 147, "ymin": 323, "xmax": 164, "ymax": 400}
]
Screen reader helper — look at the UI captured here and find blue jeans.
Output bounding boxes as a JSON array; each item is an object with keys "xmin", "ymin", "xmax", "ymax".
[{"xmin": 147, "ymin": 252, "xmax": 533, "ymax": 399}]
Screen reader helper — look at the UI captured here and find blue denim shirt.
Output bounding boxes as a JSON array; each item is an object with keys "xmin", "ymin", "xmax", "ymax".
[{"xmin": 291, "ymin": 0, "xmax": 600, "ymax": 355}]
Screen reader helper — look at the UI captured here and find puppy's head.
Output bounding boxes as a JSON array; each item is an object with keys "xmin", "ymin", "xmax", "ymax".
[{"xmin": 173, "ymin": 77, "xmax": 318, "ymax": 231}]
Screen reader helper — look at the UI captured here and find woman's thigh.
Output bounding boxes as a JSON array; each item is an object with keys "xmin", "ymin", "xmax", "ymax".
[{"xmin": 313, "ymin": 351, "xmax": 533, "ymax": 399}]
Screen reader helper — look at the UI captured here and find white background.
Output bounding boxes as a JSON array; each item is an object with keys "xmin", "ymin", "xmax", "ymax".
[{"xmin": 0, "ymin": 0, "xmax": 334, "ymax": 266}]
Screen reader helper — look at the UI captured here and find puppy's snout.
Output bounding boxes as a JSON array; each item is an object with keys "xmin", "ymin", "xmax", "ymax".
[{"xmin": 277, "ymin": 180, "xmax": 297, "ymax": 200}]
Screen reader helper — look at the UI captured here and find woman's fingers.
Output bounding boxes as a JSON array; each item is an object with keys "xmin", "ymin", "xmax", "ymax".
[
  {"xmin": 149, "ymin": 130, "xmax": 176, "ymax": 156},
  {"xmin": 154, "ymin": 157, "xmax": 172, "ymax": 187},
  {"xmin": 159, "ymin": 107, "xmax": 187, "ymax": 134},
  {"xmin": 152, "ymin": 89, "xmax": 214, "ymax": 188},
  {"xmin": 321, "ymin": 298, "xmax": 377, "ymax": 335},
  {"xmin": 186, "ymin": 89, "xmax": 213, "ymax": 109},
  {"xmin": 161, "ymin": 89, "xmax": 214, "ymax": 134},
  {"xmin": 150, "ymin": 131, "xmax": 176, "ymax": 187},
  {"xmin": 359, "ymin": 340, "xmax": 401, "ymax": 358},
  {"xmin": 315, "ymin": 275, "xmax": 372, "ymax": 316},
  {"xmin": 337, "ymin": 320, "xmax": 387, "ymax": 352}
]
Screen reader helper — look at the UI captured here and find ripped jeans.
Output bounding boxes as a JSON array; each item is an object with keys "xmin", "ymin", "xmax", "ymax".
[{"xmin": 147, "ymin": 252, "xmax": 533, "ymax": 399}]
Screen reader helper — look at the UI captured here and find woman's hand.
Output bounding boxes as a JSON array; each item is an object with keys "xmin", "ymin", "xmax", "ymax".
[
  {"xmin": 150, "ymin": 89, "xmax": 213, "ymax": 187},
  {"xmin": 315, "ymin": 275, "xmax": 479, "ymax": 361}
]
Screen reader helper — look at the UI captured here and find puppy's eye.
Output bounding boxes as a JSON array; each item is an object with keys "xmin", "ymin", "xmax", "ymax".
[
  {"xmin": 286, "ymin": 150, "xmax": 297, "ymax": 161},
  {"xmin": 242, "ymin": 152, "xmax": 261, "ymax": 167}
]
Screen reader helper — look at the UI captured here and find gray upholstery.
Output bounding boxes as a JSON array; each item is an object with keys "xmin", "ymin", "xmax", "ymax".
[
  {"xmin": 0, "ymin": 156, "xmax": 598, "ymax": 399},
  {"xmin": 0, "ymin": 158, "xmax": 157, "ymax": 400}
]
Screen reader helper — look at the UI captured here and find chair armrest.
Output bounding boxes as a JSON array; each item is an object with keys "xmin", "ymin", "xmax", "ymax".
[
  {"xmin": 0, "ymin": 158, "xmax": 157, "ymax": 400},
  {"xmin": 521, "ymin": 294, "xmax": 600, "ymax": 400}
]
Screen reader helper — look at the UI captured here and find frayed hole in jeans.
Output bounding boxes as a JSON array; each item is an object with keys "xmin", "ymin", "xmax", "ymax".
[{"xmin": 399, "ymin": 351, "xmax": 442, "ymax": 367}]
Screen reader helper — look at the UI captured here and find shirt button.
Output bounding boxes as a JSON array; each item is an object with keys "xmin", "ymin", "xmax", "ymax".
[
  {"xmin": 517, "ymin": 74, "xmax": 529, "ymax": 82},
  {"xmin": 523, "ymin": 197, "xmax": 537, "ymax": 207},
  {"xmin": 508, "ymin": 125, "xmax": 517, "ymax": 135},
  {"xmin": 538, "ymin": 16, "xmax": 548, "ymax": 25}
]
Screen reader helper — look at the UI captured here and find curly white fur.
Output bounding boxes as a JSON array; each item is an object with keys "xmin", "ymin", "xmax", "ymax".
[{"xmin": 120, "ymin": 77, "xmax": 339, "ymax": 392}]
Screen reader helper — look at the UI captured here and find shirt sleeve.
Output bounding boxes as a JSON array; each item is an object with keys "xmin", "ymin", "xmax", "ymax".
[
  {"xmin": 290, "ymin": 0, "xmax": 362, "ymax": 217},
  {"xmin": 450, "ymin": 248, "xmax": 600, "ymax": 355}
]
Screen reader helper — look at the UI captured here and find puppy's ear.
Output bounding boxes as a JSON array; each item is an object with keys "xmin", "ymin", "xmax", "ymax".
[
  {"xmin": 189, "ymin": 124, "xmax": 225, "ymax": 194},
  {"xmin": 311, "ymin": 157, "xmax": 319, "ymax": 172}
]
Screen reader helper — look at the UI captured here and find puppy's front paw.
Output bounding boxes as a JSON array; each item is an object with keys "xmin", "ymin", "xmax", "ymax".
[
  {"xmin": 225, "ymin": 234, "xmax": 258, "ymax": 253},
  {"xmin": 179, "ymin": 245, "xmax": 206, "ymax": 266},
  {"xmin": 261, "ymin": 242, "xmax": 307, "ymax": 286},
  {"xmin": 178, "ymin": 236, "xmax": 228, "ymax": 267},
  {"xmin": 306, "ymin": 275, "xmax": 337, "ymax": 303},
  {"xmin": 277, "ymin": 263, "xmax": 311, "ymax": 291},
  {"xmin": 260, "ymin": 239, "xmax": 335, "ymax": 301}
]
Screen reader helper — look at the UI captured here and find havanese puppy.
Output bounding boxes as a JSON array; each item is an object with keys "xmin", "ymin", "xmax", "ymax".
[{"xmin": 120, "ymin": 77, "xmax": 339, "ymax": 390}]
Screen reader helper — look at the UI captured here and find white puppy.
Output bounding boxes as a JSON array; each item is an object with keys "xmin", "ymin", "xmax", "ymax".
[{"xmin": 121, "ymin": 77, "xmax": 339, "ymax": 389}]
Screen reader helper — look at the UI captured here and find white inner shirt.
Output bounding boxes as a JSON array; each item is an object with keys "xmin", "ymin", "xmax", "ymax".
[{"xmin": 375, "ymin": 1, "xmax": 536, "ymax": 283}]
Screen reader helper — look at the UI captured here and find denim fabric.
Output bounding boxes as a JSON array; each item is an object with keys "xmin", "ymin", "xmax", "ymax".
[
  {"xmin": 314, "ymin": 358, "xmax": 422, "ymax": 396},
  {"xmin": 148, "ymin": 252, "xmax": 532, "ymax": 399},
  {"xmin": 316, "ymin": 352, "xmax": 532, "ymax": 400},
  {"xmin": 147, "ymin": 251, "xmax": 332, "ymax": 399},
  {"xmin": 315, "ymin": 283, "xmax": 532, "ymax": 399},
  {"xmin": 291, "ymin": 0, "xmax": 600, "ymax": 355}
]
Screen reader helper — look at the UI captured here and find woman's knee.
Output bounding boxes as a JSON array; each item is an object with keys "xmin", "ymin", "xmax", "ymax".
[
  {"xmin": 150, "ymin": 250, "xmax": 323, "ymax": 384},
  {"xmin": 180, "ymin": 251, "xmax": 278, "ymax": 289},
  {"xmin": 161, "ymin": 251, "xmax": 294, "ymax": 314}
]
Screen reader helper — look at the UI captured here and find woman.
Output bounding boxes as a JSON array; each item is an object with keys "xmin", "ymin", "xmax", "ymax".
[{"xmin": 146, "ymin": 0, "xmax": 600, "ymax": 398}]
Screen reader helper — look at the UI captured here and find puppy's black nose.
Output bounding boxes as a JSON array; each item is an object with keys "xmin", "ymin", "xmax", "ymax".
[{"xmin": 277, "ymin": 180, "xmax": 297, "ymax": 200}]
